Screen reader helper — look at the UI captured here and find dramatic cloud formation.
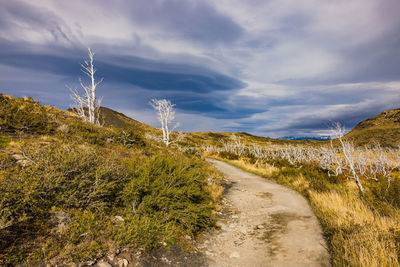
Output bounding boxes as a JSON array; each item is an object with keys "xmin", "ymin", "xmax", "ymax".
[{"xmin": 1, "ymin": 0, "xmax": 399, "ymax": 137}]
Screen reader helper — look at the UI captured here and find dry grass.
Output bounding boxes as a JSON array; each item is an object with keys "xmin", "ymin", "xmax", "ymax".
[
  {"xmin": 310, "ymin": 190, "xmax": 399, "ymax": 267},
  {"xmin": 217, "ymin": 158, "xmax": 277, "ymax": 176}
]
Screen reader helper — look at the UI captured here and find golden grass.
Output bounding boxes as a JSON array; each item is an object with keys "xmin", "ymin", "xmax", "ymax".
[
  {"xmin": 310, "ymin": 190, "xmax": 399, "ymax": 267},
  {"xmin": 220, "ymin": 158, "xmax": 278, "ymax": 176}
]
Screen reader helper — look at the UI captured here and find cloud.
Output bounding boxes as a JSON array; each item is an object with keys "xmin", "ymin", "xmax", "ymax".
[
  {"xmin": 1, "ymin": 0, "xmax": 400, "ymax": 138},
  {"xmin": 91, "ymin": 0, "xmax": 244, "ymax": 46},
  {"xmin": 0, "ymin": 0, "xmax": 78, "ymax": 45}
]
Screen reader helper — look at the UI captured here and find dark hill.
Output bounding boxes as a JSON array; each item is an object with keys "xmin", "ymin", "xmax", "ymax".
[
  {"xmin": 99, "ymin": 106, "xmax": 156, "ymax": 132},
  {"xmin": 345, "ymin": 108, "xmax": 400, "ymax": 147}
]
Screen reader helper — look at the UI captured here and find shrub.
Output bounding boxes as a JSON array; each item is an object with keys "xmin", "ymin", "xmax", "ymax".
[
  {"xmin": 114, "ymin": 129, "xmax": 146, "ymax": 148},
  {"xmin": 0, "ymin": 141, "xmax": 217, "ymax": 264},
  {"xmin": 219, "ymin": 151, "xmax": 239, "ymax": 160},
  {"xmin": 120, "ymin": 154, "xmax": 216, "ymax": 235},
  {"xmin": 0, "ymin": 136, "xmax": 11, "ymax": 148},
  {"xmin": 0, "ymin": 94, "xmax": 56, "ymax": 135},
  {"xmin": 184, "ymin": 148, "xmax": 200, "ymax": 158},
  {"xmin": 0, "ymin": 142, "xmax": 128, "ymax": 228}
]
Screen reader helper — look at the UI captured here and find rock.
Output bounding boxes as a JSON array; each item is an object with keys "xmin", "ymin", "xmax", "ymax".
[
  {"xmin": 18, "ymin": 160, "xmax": 30, "ymax": 167},
  {"xmin": 207, "ymin": 177, "xmax": 213, "ymax": 185},
  {"xmin": 115, "ymin": 215, "xmax": 124, "ymax": 222},
  {"xmin": 117, "ymin": 258, "xmax": 129, "ymax": 267},
  {"xmin": 97, "ymin": 261, "xmax": 112, "ymax": 267},
  {"xmin": 12, "ymin": 154, "xmax": 24, "ymax": 160},
  {"xmin": 229, "ymin": 251, "xmax": 240, "ymax": 258},
  {"xmin": 106, "ymin": 252, "xmax": 115, "ymax": 262},
  {"xmin": 205, "ymin": 251, "xmax": 214, "ymax": 256},
  {"xmin": 54, "ymin": 211, "xmax": 70, "ymax": 234},
  {"xmin": 256, "ymin": 224, "xmax": 265, "ymax": 230},
  {"xmin": 57, "ymin": 221, "xmax": 68, "ymax": 234},
  {"xmin": 234, "ymin": 240, "xmax": 244, "ymax": 246},
  {"xmin": 160, "ymin": 257, "xmax": 171, "ymax": 264},
  {"xmin": 86, "ymin": 261, "xmax": 96, "ymax": 266},
  {"xmin": 12, "ymin": 154, "xmax": 31, "ymax": 167},
  {"xmin": 57, "ymin": 124, "xmax": 69, "ymax": 133}
]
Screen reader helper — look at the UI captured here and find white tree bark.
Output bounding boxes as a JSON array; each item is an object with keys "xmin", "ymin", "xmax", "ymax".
[
  {"xmin": 331, "ymin": 122, "xmax": 365, "ymax": 193},
  {"xmin": 150, "ymin": 99, "xmax": 179, "ymax": 146},
  {"xmin": 68, "ymin": 48, "xmax": 103, "ymax": 125}
]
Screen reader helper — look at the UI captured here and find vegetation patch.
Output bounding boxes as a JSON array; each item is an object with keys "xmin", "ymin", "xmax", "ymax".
[
  {"xmin": 0, "ymin": 95, "xmax": 223, "ymax": 265},
  {"xmin": 0, "ymin": 136, "xmax": 11, "ymax": 148}
]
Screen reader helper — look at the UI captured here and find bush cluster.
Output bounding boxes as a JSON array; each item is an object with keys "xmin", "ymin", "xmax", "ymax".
[
  {"xmin": 0, "ymin": 94, "xmax": 56, "ymax": 135},
  {"xmin": 218, "ymin": 151, "xmax": 239, "ymax": 160},
  {"xmin": 0, "ymin": 141, "xmax": 216, "ymax": 264}
]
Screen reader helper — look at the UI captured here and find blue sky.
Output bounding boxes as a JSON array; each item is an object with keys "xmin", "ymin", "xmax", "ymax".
[{"xmin": 1, "ymin": 0, "xmax": 399, "ymax": 137}]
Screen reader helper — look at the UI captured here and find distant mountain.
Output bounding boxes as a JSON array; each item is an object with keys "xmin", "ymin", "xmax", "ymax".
[
  {"xmin": 280, "ymin": 136, "xmax": 331, "ymax": 141},
  {"xmin": 345, "ymin": 108, "xmax": 400, "ymax": 147}
]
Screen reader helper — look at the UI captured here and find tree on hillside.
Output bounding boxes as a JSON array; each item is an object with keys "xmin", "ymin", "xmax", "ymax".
[
  {"xmin": 150, "ymin": 99, "xmax": 180, "ymax": 146},
  {"xmin": 68, "ymin": 48, "xmax": 103, "ymax": 125}
]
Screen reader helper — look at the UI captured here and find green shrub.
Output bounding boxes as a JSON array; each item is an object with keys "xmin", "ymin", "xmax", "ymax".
[
  {"xmin": 365, "ymin": 176, "xmax": 400, "ymax": 212},
  {"xmin": 184, "ymin": 148, "xmax": 200, "ymax": 158},
  {"xmin": 109, "ymin": 213, "xmax": 178, "ymax": 250},
  {"xmin": 0, "ymin": 94, "xmax": 56, "ymax": 135},
  {"xmin": 219, "ymin": 151, "xmax": 239, "ymax": 160},
  {"xmin": 0, "ymin": 141, "xmax": 217, "ymax": 264},
  {"xmin": 114, "ymin": 129, "xmax": 146, "ymax": 148},
  {"xmin": 0, "ymin": 136, "xmax": 11, "ymax": 148},
  {"xmin": 120, "ymin": 154, "xmax": 215, "ymax": 235},
  {"xmin": 0, "ymin": 95, "xmax": 218, "ymax": 264},
  {"xmin": 0, "ymin": 143, "xmax": 128, "ymax": 228}
]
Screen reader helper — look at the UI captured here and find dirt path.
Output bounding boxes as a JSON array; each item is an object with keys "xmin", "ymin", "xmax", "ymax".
[{"xmin": 196, "ymin": 159, "xmax": 331, "ymax": 267}]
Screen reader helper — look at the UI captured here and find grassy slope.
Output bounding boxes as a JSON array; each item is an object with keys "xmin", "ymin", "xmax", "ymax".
[
  {"xmin": 99, "ymin": 106, "xmax": 157, "ymax": 133},
  {"xmin": 184, "ymin": 131, "xmax": 320, "ymax": 148},
  {"xmin": 188, "ymin": 108, "xmax": 400, "ymax": 149},
  {"xmin": 345, "ymin": 108, "xmax": 400, "ymax": 147},
  {"xmin": 0, "ymin": 94, "xmax": 224, "ymax": 265}
]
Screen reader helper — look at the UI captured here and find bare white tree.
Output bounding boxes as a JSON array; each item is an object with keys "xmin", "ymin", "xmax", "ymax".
[
  {"xmin": 68, "ymin": 48, "xmax": 103, "ymax": 125},
  {"xmin": 331, "ymin": 122, "xmax": 365, "ymax": 193},
  {"xmin": 150, "ymin": 99, "xmax": 179, "ymax": 146}
]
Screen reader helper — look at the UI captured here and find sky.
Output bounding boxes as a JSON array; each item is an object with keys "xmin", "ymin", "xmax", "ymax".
[{"xmin": 1, "ymin": 0, "xmax": 400, "ymax": 138}]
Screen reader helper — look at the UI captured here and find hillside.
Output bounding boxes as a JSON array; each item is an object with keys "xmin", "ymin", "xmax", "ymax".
[
  {"xmin": 0, "ymin": 94, "xmax": 224, "ymax": 266},
  {"xmin": 98, "ymin": 108, "xmax": 323, "ymax": 148},
  {"xmin": 91, "ymin": 105, "xmax": 400, "ymax": 149},
  {"xmin": 99, "ymin": 107, "xmax": 156, "ymax": 133},
  {"xmin": 345, "ymin": 108, "xmax": 400, "ymax": 147}
]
